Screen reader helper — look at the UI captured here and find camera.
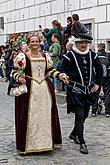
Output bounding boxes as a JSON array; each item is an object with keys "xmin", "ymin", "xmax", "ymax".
[{"xmin": 39, "ymin": 25, "xmax": 42, "ymax": 28}]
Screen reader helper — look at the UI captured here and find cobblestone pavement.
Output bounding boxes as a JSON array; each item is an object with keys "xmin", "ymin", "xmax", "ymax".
[{"xmin": 0, "ymin": 80, "xmax": 110, "ymax": 165}]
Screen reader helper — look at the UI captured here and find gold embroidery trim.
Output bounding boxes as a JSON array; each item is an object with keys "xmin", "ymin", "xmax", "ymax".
[
  {"xmin": 17, "ymin": 144, "xmax": 62, "ymax": 154},
  {"xmin": 26, "ymin": 52, "xmax": 46, "ymax": 62},
  {"xmin": 26, "ymin": 75, "xmax": 46, "ymax": 85},
  {"xmin": 30, "ymin": 59, "xmax": 46, "ymax": 62},
  {"xmin": 17, "ymin": 147, "xmax": 53, "ymax": 154}
]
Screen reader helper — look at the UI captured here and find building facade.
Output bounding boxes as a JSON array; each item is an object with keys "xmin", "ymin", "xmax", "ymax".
[{"xmin": 0, "ymin": 0, "xmax": 110, "ymax": 50}]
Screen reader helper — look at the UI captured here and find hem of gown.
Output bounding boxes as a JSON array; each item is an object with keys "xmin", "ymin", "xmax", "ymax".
[
  {"xmin": 54, "ymin": 143, "xmax": 62, "ymax": 147},
  {"xmin": 17, "ymin": 147, "xmax": 53, "ymax": 154},
  {"xmin": 17, "ymin": 144, "xmax": 62, "ymax": 154}
]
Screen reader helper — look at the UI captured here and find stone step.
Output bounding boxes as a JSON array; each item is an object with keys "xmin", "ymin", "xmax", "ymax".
[{"xmin": 56, "ymin": 91, "xmax": 67, "ymax": 104}]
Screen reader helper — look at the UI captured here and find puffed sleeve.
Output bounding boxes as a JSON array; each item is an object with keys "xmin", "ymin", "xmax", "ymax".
[
  {"xmin": 12, "ymin": 52, "xmax": 26, "ymax": 82},
  {"xmin": 45, "ymin": 52, "xmax": 60, "ymax": 77}
]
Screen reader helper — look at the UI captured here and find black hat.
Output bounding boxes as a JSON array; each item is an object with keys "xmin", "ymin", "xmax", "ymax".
[{"xmin": 74, "ymin": 33, "xmax": 93, "ymax": 43}]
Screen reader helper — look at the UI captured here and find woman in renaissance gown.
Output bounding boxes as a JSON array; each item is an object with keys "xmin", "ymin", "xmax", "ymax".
[{"xmin": 12, "ymin": 35, "xmax": 68, "ymax": 154}]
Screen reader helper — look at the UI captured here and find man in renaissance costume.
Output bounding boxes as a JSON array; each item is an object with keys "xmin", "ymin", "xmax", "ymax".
[{"xmin": 58, "ymin": 33, "xmax": 103, "ymax": 154}]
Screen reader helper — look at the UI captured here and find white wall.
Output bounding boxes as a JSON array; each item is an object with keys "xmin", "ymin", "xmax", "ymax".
[
  {"xmin": 81, "ymin": 0, "xmax": 97, "ymax": 8},
  {"xmin": 99, "ymin": 0, "xmax": 110, "ymax": 5},
  {"xmin": 98, "ymin": 22, "xmax": 110, "ymax": 39}
]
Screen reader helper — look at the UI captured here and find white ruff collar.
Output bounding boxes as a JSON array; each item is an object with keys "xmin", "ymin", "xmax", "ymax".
[{"xmin": 73, "ymin": 45, "xmax": 89, "ymax": 55}]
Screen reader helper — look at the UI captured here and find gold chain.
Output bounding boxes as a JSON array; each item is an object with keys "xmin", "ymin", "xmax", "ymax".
[{"xmin": 30, "ymin": 52, "xmax": 42, "ymax": 58}]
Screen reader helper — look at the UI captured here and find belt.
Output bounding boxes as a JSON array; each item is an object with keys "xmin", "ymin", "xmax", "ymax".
[{"xmin": 67, "ymin": 80, "xmax": 95, "ymax": 94}]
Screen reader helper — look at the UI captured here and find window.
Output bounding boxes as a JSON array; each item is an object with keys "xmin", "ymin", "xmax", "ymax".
[
  {"xmin": 84, "ymin": 23, "xmax": 92, "ymax": 35},
  {"xmin": 81, "ymin": 19, "xmax": 94, "ymax": 37}
]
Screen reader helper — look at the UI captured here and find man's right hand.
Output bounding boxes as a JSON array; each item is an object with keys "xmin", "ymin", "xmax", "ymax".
[{"xmin": 59, "ymin": 73, "xmax": 69, "ymax": 84}]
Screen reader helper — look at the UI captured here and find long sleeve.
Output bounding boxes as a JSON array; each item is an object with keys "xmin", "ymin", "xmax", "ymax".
[
  {"xmin": 58, "ymin": 52, "xmax": 71, "ymax": 74},
  {"xmin": 42, "ymin": 29, "xmax": 54, "ymax": 38}
]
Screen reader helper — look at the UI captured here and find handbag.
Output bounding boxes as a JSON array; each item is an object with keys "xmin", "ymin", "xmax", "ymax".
[{"xmin": 12, "ymin": 84, "xmax": 28, "ymax": 96}]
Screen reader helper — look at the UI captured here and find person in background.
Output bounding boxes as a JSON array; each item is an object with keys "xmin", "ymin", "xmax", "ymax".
[
  {"xmin": 71, "ymin": 14, "xmax": 88, "ymax": 37},
  {"xmin": 40, "ymin": 20, "xmax": 63, "ymax": 47},
  {"xmin": 49, "ymin": 33, "xmax": 61, "ymax": 68},
  {"xmin": 99, "ymin": 43, "xmax": 110, "ymax": 118},
  {"xmin": 64, "ymin": 16, "xmax": 72, "ymax": 39},
  {"xmin": 7, "ymin": 49, "xmax": 18, "ymax": 95},
  {"xmin": 58, "ymin": 33, "xmax": 103, "ymax": 154},
  {"xmin": 4, "ymin": 43, "xmax": 12, "ymax": 81},
  {"xmin": 0, "ymin": 56, "xmax": 5, "ymax": 79},
  {"xmin": 40, "ymin": 35, "xmax": 49, "ymax": 52},
  {"xmin": 49, "ymin": 33, "xmax": 61, "ymax": 91},
  {"xmin": 0, "ymin": 46, "xmax": 5, "ymax": 80},
  {"xmin": 0, "ymin": 46, "xmax": 6, "ymax": 80},
  {"xmin": 63, "ymin": 16, "xmax": 73, "ymax": 53},
  {"xmin": 92, "ymin": 43, "xmax": 110, "ymax": 117}
]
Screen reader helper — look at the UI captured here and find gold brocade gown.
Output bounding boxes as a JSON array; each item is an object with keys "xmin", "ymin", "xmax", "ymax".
[{"xmin": 25, "ymin": 57, "xmax": 53, "ymax": 152}]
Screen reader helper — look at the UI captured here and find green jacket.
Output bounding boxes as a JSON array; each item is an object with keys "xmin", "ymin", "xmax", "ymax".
[{"xmin": 49, "ymin": 41, "xmax": 61, "ymax": 68}]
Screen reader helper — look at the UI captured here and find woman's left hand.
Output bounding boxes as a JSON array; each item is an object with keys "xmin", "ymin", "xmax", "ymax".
[
  {"xmin": 90, "ymin": 84, "xmax": 100, "ymax": 93},
  {"xmin": 59, "ymin": 73, "xmax": 69, "ymax": 84},
  {"xmin": 18, "ymin": 76, "xmax": 26, "ymax": 84}
]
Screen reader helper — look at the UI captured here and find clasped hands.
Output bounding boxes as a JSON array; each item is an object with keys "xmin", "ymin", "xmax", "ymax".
[{"xmin": 59, "ymin": 73, "xmax": 69, "ymax": 84}]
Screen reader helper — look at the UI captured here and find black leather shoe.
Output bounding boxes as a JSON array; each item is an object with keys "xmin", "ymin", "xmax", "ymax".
[
  {"xmin": 80, "ymin": 144, "xmax": 88, "ymax": 154},
  {"xmin": 69, "ymin": 134, "xmax": 80, "ymax": 144},
  {"xmin": 106, "ymin": 114, "xmax": 110, "ymax": 118},
  {"xmin": 7, "ymin": 92, "xmax": 10, "ymax": 96}
]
